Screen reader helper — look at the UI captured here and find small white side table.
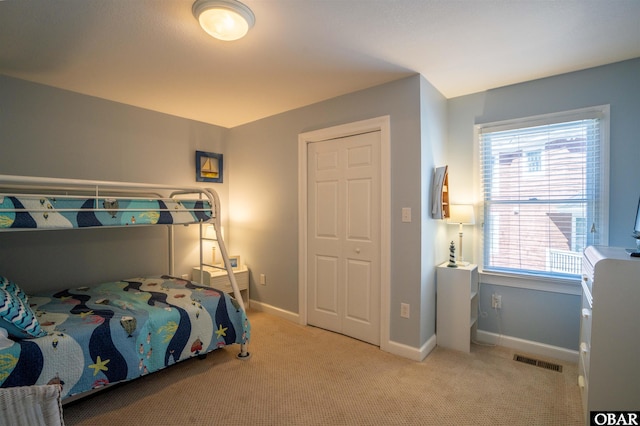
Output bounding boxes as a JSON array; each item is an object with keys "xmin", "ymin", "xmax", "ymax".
[
  {"xmin": 436, "ymin": 262, "xmax": 478, "ymax": 353},
  {"xmin": 192, "ymin": 265, "xmax": 249, "ymax": 308}
]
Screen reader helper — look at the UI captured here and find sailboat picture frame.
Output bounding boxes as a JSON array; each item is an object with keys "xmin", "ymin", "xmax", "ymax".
[{"xmin": 195, "ymin": 151, "xmax": 223, "ymax": 183}]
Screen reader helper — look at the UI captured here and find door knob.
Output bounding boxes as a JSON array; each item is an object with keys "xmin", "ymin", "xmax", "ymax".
[{"xmin": 355, "ymin": 248, "xmax": 361, "ymax": 253}]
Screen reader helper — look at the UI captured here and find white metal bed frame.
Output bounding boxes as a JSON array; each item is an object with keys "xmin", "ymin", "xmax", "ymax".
[{"xmin": 0, "ymin": 174, "xmax": 250, "ymax": 359}]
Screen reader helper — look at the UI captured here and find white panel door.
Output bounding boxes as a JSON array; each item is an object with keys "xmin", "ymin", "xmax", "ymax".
[{"xmin": 307, "ymin": 131, "xmax": 380, "ymax": 345}]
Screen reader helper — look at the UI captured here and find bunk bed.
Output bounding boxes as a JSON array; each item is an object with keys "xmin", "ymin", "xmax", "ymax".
[{"xmin": 0, "ymin": 174, "xmax": 250, "ymax": 404}]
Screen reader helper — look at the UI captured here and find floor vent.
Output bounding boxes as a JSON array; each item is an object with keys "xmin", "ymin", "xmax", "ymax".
[{"xmin": 513, "ymin": 354, "xmax": 563, "ymax": 372}]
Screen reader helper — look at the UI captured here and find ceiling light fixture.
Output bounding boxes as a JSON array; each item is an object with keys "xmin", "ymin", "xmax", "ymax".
[{"xmin": 192, "ymin": 0, "xmax": 255, "ymax": 41}]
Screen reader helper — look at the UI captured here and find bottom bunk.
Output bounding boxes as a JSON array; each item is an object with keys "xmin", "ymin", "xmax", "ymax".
[{"xmin": 0, "ymin": 275, "xmax": 250, "ymax": 401}]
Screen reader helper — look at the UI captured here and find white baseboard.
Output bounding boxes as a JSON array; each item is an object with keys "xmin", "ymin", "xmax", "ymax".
[
  {"xmin": 385, "ymin": 334, "xmax": 437, "ymax": 362},
  {"xmin": 248, "ymin": 299, "xmax": 300, "ymax": 323},
  {"xmin": 249, "ymin": 300, "xmax": 577, "ymax": 364},
  {"xmin": 477, "ymin": 330, "xmax": 579, "ymax": 363},
  {"xmin": 248, "ymin": 299, "xmax": 437, "ymax": 361}
]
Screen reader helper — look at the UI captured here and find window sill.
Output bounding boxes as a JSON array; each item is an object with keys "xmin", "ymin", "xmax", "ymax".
[{"xmin": 479, "ymin": 270, "xmax": 582, "ymax": 295}]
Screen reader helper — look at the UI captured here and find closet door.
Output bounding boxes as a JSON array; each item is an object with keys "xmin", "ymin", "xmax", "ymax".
[{"xmin": 307, "ymin": 131, "xmax": 380, "ymax": 345}]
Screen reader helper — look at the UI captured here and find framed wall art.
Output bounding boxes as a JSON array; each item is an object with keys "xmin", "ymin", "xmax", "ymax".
[
  {"xmin": 195, "ymin": 150, "xmax": 223, "ymax": 183},
  {"xmin": 228, "ymin": 255, "xmax": 241, "ymax": 270}
]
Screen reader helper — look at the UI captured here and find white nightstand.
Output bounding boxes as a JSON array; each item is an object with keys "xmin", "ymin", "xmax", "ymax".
[
  {"xmin": 192, "ymin": 265, "xmax": 249, "ymax": 308},
  {"xmin": 436, "ymin": 262, "xmax": 478, "ymax": 353}
]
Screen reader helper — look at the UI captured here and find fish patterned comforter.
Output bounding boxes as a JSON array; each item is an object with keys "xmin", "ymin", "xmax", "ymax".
[
  {"xmin": 0, "ymin": 276, "xmax": 250, "ymax": 399},
  {"xmin": 0, "ymin": 195, "xmax": 212, "ymax": 229}
]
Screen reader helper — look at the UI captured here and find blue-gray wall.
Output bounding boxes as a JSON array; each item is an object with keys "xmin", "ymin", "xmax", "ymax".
[
  {"xmin": 2, "ymin": 57, "xmax": 638, "ymax": 353},
  {"xmin": 0, "ymin": 75, "xmax": 229, "ymax": 292},
  {"xmin": 447, "ymin": 58, "xmax": 640, "ymax": 350},
  {"xmin": 0, "ymin": 73, "xmax": 448, "ymax": 352},
  {"xmin": 226, "ymin": 74, "xmax": 448, "ymax": 350}
]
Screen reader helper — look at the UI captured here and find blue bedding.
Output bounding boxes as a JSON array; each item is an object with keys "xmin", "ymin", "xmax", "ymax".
[
  {"xmin": 0, "ymin": 276, "xmax": 250, "ymax": 399},
  {"xmin": 0, "ymin": 195, "xmax": 212, "ymax": 229}
]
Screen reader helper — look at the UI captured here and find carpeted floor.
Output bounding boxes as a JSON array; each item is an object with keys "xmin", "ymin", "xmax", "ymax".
[{"xmin": 62, "ymin": 310, "xmax": 583, "ymax": 425}]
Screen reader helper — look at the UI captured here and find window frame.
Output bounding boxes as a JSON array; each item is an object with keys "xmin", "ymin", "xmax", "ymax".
[{"xmin": 474, "ymin": 105, "xmax": 610, "ymax": 287}]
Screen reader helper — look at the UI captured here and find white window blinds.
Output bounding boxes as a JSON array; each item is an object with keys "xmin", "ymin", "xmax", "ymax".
[{"xmin": 478, "ymin": 107, "xmax": 608, "ymax": 278}]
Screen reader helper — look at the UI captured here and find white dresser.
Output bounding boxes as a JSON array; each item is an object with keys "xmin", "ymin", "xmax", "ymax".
[{"xmin": 579, "ymin": 246, "xmax": 640, "ymax": 421}]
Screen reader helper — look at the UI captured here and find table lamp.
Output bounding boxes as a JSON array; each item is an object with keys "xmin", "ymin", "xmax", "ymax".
[
  {"xmin": 205, "ymin": 225, "xmax": 224, "ymax": 264},
  {"xmin": 447, "ymin": 204, "xmax": 475, "ymax": 265}
]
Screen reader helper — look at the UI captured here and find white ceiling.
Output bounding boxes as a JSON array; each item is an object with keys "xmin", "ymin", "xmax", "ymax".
[{"xmin": 1, "ymin": 0, "xmax": 639, "ymax": 128}]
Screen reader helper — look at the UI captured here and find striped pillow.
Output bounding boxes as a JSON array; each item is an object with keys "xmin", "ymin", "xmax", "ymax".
[
  {"xmin": 0, "ymin": 276, "xmax": 29, "ymax": 304},
  {"xmin": 0, "ymin": 279, "xmax": 46, "ymax": 339}
]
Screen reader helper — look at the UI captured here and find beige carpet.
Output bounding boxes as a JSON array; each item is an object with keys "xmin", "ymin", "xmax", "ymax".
[{"xmin": 62, "ymin": 310, "xmax": 583, "ymax": 425}]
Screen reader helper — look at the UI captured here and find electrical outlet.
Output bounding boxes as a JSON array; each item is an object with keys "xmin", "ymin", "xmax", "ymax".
[
  {"xmin": 259, "ymin": 274, "xmax": 266, "ymax": 285},
  {"xmin": 401, "ymin": 207, "xmax": 412, "ymax": 223},
  {"xmin": 492, "ymin": 293, "xmax": 502, "ymax": 309},
  {"xmin": 400, "ymin": 303, "xmax": 410, "ymax": 318}
]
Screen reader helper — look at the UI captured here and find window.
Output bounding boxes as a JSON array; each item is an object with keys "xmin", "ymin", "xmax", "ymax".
[
  {"xmin": 478, "ymin": 106, "xmax": 608, "ymax": 278},
  {"xmin": 526, "ymin": 150, "xmax": 541, "ymax": 172}
]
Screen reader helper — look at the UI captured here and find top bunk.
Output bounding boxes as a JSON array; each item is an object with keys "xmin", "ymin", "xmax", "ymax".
[{"xmin": 0, "ymin": 174, "xmax": 218, "ymax": 231}]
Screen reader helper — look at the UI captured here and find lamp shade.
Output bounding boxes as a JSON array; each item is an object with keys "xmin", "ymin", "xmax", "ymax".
[
  {"xmin": 193, "ymin": 0, "xmax": 255, "ymax": 41},
  {"xmin": 205, "ymin": 225, "xmax": 224, "ymax": 240},
  {"xmin": 447, "ymin": 204, "xmax": 476, "ymax": 225}
]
